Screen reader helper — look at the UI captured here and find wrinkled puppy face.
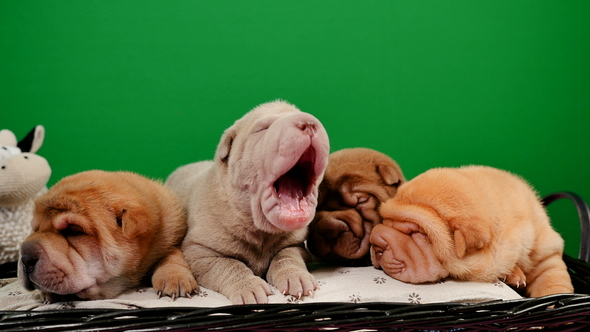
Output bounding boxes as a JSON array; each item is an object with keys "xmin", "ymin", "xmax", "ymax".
[
  {"xmin": 307, "ymin": 148, "xmax": 404, "ymax": 264},
  {"xmin": 19, "ymin": 173, "xmax": 150, "ymax": 300},
  {"xmin": 216, "ymin": 101, "xmax": 330, "ymax": 233},
  {"xmin": 370, "ymin": 199, "xmax": 451, "ymax": 284}
]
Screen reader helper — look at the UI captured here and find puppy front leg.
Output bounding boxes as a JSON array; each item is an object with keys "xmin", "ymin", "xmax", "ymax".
[
  {"xmin": 151, "ymin": 248, "xmax": 199, "ymax": 300},
  {"xmin": 267, "ymin": 246, "xmax": 318, "ymax": 299},
  {"xmin": 189, "ymin": 254, "xmax": 273, "ymax": 304}
]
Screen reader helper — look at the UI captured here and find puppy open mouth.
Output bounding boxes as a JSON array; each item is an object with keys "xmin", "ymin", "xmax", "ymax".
[{"xmin": 272, "ymin": 146, "xmax": 317, "ymax": 230}]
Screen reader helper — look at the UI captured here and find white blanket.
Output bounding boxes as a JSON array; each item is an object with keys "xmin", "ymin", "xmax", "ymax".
[{"xmin": 0, "ymin": 265, "xmax": 522, "ymax": 310}]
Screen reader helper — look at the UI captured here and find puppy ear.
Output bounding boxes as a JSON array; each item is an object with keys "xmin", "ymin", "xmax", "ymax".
[
  {"xmin": 377, "ymin": 164, "xmax": 403, "ymax": 186},
  {"xmin": 453, "ymin": 230, "xmax": 468, "ymax": 258},
  {"xmin": 116, "ymin": 204, "xmax": 149, "ymax": 239},
  {"xmin": 452, "ymin": 223, "xmax": 490, "ymax": 259},
  {"xmin": 215, "ymin": 126, "xmax": 237, "ymax": 163}
]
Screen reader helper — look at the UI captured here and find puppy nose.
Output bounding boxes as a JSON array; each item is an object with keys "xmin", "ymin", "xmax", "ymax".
[
  {"xmin": 21, "ymin": 254, "xmax": 38, "ymax": 274},
  {"xmin": 297, "ymin": 121, "xmax": 317, "ymax": 135},
  {"xmin": 20, "ymin": 241, "xmax": 41, "ymax": 274}
]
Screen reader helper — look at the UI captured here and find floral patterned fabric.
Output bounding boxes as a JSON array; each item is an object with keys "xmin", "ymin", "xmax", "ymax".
[{"xmin": 0, "ymin": 266, "xmax": 521, "ymax": 310}]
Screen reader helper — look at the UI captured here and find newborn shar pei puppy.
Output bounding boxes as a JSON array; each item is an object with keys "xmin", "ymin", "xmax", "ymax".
[
  {"xmin": 19, "ymin": 170, "xmax": 198, "ymax": 302},
  {"xmin": 307, "ymin": 148, "xmax": 405, "ymax": 265},
  {"xmin": 166, "ymin": 100, "xmax": 330, "ymax": 304},
  {"xmin": 370, "ymin": 165, "xmax": 573, "ymax": 298}
]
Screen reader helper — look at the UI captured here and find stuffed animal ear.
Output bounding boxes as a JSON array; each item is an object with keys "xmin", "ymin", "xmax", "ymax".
[
  {"xmin": 17, "ymin": 125, "xmax": 45, "ymax": 153},
  {"xmin": 377, "ymin": 164, "xmax": 403, "ymax": 186},
  {"xmin": 116, "ymin": 205, "xmax": 150, "ymax": 239},
  {"xmin": 0, "ymin": 129, "xmax": 18, "ymax": 147},
  {"xmin": 215, "ymin": 126, "xmax": 237, "ymax": 163}
]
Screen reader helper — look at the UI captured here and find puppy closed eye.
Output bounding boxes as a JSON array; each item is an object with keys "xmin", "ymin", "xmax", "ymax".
[
  {"xmin": 49, "ymin": 207, "xmax": 69, "ymax": 213},
  {"xmin": 357, "ymin": 195, "xmax": 370, "ymax": 205},
  {"xmin": 45, "ymin": 207, "xmax": 69, "ymax": 218},
  {"xmin": 252, "ymin": 118, "xmax": 275, "ymax": 133},
  {"xmin": 60, "ymin": 224, "xmax": 86, "ymax": 237},
  {"xmin": 351, "ymin": 193, "xmax": 372, "ymax": 208},
  {"xmin": 253, "ymin": 124, "xmax": 270, "ymax": 133}
]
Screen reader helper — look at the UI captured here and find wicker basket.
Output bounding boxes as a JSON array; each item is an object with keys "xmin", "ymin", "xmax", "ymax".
[{"xmin": 1, "ymin": 191, "xmax": 589, "ymax": 332}]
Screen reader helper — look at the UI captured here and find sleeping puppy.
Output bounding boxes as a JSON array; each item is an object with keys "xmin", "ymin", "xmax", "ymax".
[
  {"xmin": 307, "ymin": 148, "xmax": 404, "ymax": 265},
  {"xmin": 18, "ymin": 170, "xmax": 198, "ymax": 302},
  {"xmin": 166, "ymin": 100, "xmax": 330, "ymax": 304},
  {"xmin": 370, "ymin": 165, "xmax": 574, "ymax": 297}
]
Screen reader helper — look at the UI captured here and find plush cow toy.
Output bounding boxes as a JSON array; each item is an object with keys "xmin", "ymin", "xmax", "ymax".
[{"xmin": 0, "ymin": 126, "xmax": 51, "ymax": 266}]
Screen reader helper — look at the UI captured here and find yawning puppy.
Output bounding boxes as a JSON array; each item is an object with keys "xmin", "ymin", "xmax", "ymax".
[
  {"xmin": 370, "ymin": 165, "xmax": 573, "ymax": 297},
  {"xmin": 19, "ymin": 170, "xmax": 198, "ymax": 302},
  {"xmin": 307, "ymin": 148, "xmax": 404, "ymax": 265},
  {"xmin": 167, "ymin": 100, "xmax": 330, "ymax": 304}
]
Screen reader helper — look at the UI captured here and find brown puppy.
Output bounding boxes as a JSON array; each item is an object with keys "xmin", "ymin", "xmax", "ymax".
[
  {"xmin": 167, "ymin": 100, "xmax": 330, "ymax": 304},
  {"xmin": 307, "ymin": 148, "xmax": 404, "ymax": 265},
  {"xmin": 370, "ymin": 165, "xmax": 573, "ymax": 297},
  {"xmin": 18, "ymin": 170, "xmax": 198, "ymax": 302}
]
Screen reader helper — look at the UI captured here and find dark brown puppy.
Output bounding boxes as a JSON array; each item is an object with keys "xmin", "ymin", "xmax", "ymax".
[{"xmin": 307, "ymin": 148, "xmax": 405, "ymax": 265}]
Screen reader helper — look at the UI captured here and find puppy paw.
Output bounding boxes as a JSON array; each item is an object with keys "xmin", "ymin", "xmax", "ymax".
[
  {"xmin": 40, "ymin": 292, "xmax": 56, "ymax": 304},
  {"xmin": 152, "ymin": 265, "xmax": 199, "ymax": 300},
  {"xmin": 151, "ymin": 249, "xmax": 199, "ymax": 300},
  {"xmin": 39, "ymin": 292, "xmax": 80, "ymax": 304},
  {"xmin": 267, "ymin": 267, "xmax": 318, "ymax": 299},
  {"xmin": 505, "ymin": 266, "xmax": 527, "ymax": 289},
  {"xmin": 39, "ymin": 292, "xmax": 61, "ymax": 304},
  {"xmin": 226, "ymin": 275, "xmax": 273, "ymax": 305}
]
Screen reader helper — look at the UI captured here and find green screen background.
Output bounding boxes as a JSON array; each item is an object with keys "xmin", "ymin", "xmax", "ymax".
[{"xmin": 2, "ymin": 1, "xmax": 589, "ymax": 257}]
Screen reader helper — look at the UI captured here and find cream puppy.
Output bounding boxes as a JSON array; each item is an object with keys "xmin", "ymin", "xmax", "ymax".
[
  {"xmin": 370, "ymin": 165, "xmax": 573, "ymax": 297},
  {"xmin": 167, "ymin": 100, "xmax": 330, "ymax": 304}
]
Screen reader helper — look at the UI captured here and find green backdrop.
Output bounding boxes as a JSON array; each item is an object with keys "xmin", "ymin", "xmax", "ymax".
[{"xmin": 2, "ymin": 1, "xmax": 589, "ymax": 257}]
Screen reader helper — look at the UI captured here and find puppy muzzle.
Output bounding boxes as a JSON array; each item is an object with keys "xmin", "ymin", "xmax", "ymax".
[{"xmin": 19, "ymin": 241, "xmax": 41, "ymax": 291}]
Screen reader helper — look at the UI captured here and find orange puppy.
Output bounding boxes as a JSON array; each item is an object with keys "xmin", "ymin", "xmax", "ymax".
[
  {"xmin": 19, "ymin": 170, "xmax": 198, "ymax": 302},
  {"xmin": 370, "ymin": 165, "xmax": 573, "ymax": 297}
]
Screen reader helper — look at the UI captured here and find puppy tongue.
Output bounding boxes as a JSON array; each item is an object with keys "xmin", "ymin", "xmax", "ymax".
[{"xmin": 276, "ymin": 176, "xmax": 311, "ymax": 229}]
